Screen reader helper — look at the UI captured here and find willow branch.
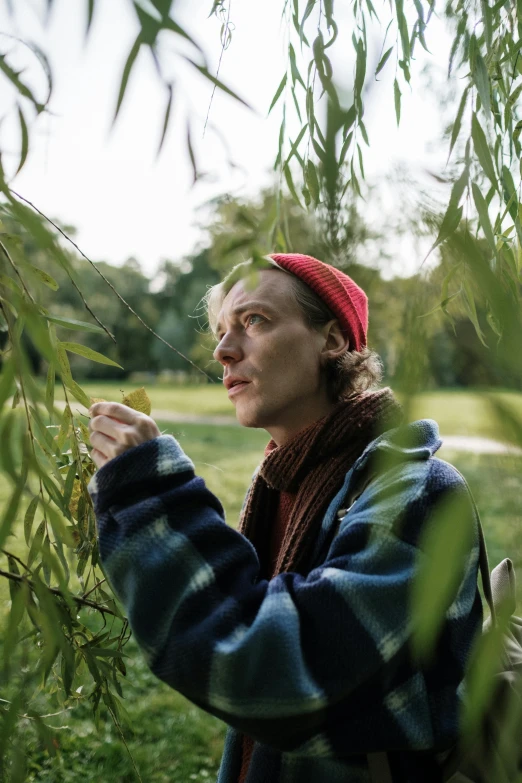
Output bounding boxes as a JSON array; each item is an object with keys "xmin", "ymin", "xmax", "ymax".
[
  {"xmin": 10, "ymin": 189, "xmax": 214, "ymax": 380},
  {"xmin": 203, "ymin": 0, "xmax": 233, "ymax": 137},
  {"xmin": 0, "ymin": 569, "xmax": 121, "ymax": 618},
  {"xmin": 1, "ymin": 549, "xmax": 31, "ymax": 573},
  {"xmin": 6, "ymin": 191, "xmax": 115, "ymax": 344},
  {"xmin": 82, "ymin": 578, "xmax": 106, "ymax": 600},
  {"xmin": 0, "ymin": 238, "xmax": 36, "ymax": 304}
]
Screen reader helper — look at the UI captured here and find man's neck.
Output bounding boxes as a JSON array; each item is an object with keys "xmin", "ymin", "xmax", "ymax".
[{"xmin": 265, "ymin": 399, "xmax": 338, "ymax": 447}]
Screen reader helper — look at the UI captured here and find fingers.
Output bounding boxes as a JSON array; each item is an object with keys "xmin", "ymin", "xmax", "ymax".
[
  {"xmin": 89, "ymin": 414, "xmax": 126, "ymax": 440},
  {"xmin": 89, "ymin": 429, "xmax": 117, "ymax": 454},
  {"xmin": 90, "ymin": 447, "xmax": 108, "ymax": 470},
  {"xmin": 88, "ymin": 400, "xmax": 161, "ymax": 468},
  {"xmin": 89, "ymin": 402, "xmax": 136, "ymax": 423}
]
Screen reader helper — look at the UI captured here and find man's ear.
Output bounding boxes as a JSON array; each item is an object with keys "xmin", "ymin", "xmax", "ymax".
[{"xmin": 321, "ymin": 320, "xmax": 350, "ymax": 361}]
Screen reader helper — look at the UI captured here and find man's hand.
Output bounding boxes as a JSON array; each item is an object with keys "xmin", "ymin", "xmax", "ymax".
[{"xmin": 88, "ymin": 401, "xmax": 161, "ymax": 469}]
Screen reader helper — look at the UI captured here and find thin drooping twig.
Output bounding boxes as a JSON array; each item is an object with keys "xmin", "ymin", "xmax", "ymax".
[
  {"xmin": 82, "ymin": 578, "xmax": 106, "ymax": 600},
  {"xmin": 0, "ymin": 697, "xmax": 73, "ymax": 721},
  {"xmin": 0, "ymin": 568, "xmax": 121, "ymax": 618},
  {"xmin": 58, "ymin": 265, "xmax": 117, "ymax": 344},
  {"xmin": 0, "ymin": 238, "xmax": 36, "ymax": 304},
  {"xmin": 10, "ymin": 189, "xmax": 214, "ymax": 381},
  {"xmin": 203, "ymin": 0, "xmax": 233, "ymax": 138},
  {"xmin": 104, "ymin": 701, "xmax": 144, "ymax": 783},
  {"xmin": 7, "ymin": 190, "xmax": 116, "ymax": 344},
  {"xmin": 1, "ymin": 549, "xmax": 31, "ymax": 573}
]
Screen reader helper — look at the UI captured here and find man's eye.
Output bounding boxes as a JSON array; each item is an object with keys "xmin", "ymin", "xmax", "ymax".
[{"xmin": 247, "ymin": 314, "xmax": 263, "ymax": 327}]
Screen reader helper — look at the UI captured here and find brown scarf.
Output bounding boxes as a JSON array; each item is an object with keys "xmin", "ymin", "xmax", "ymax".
[
  {"xmin": 236, "ymin": 387, "xmax": 403, "ymax": 783},
  {"xmin": 238, "ymin": 387, "xmax": 403, "ymax": 579}
]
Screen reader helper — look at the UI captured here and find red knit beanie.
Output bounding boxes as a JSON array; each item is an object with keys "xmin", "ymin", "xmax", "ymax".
[{"xmin": 267, "ymin": 253, "xmax": 368, "ymax": 351}]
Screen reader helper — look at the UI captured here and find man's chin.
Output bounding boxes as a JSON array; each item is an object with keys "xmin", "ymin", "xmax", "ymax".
[{"xmin": 235, "ymin": 404, "xmax": 264, "ymax": 429}]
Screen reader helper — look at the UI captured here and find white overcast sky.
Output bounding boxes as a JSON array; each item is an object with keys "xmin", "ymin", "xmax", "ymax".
[{"xmin": 0, "ymin": 0, "xmax": 455, "ymax": 280}]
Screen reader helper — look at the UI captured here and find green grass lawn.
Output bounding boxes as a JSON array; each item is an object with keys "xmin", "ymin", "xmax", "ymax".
[
  {"xmin": 409, "ymin": 389, "xmax": 522, "ymax": 442},
  {"xmin": 2, "ymin": 400, "xmax": 522, "ymax": 781}
]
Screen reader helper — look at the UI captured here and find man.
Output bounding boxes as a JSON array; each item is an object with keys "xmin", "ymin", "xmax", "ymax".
[{"xmin": 88, "ymin": 253, "xmax": 482, "ymax": 782}]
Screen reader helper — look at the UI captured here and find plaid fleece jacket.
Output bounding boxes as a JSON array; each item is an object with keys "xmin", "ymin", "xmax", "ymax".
[{"xmin": 88, "ymin": 419, "xmax": 482, "ymax": 783}]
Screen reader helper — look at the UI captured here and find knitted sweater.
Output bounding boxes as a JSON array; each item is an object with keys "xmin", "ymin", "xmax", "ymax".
[{"xmin": 88, "ymin": 419, "xmax": 482, "ymax": 783}]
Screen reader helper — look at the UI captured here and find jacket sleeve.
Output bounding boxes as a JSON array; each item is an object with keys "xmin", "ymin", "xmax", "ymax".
[{"xmin": 88, "ymin": 434, "xmax": 479, "ymax": 756}]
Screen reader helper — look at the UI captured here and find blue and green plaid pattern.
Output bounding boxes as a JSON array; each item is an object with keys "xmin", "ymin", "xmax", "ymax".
[{"xmin": 89, "ymin": 419, "xmax": 482, "ymax": 782}]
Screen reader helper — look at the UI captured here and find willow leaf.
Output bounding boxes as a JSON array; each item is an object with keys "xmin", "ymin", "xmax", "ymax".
[
  {"xmin": 86, "ymin": 0, "xmax": 95, "ymax": 35},
  {"xmin": 427, "ymin": 203, "xmax": 463, "ymax": 257},
  {"xmin": 0, "ymin": 360, "xmax": 15, "ymax": 410},
  {"xmin": 57, "ymin": 405, "xmax": 72, "ymax": 450},
  {"xmin": 395, "ymin": 0, "xmax": 410, "ymax": 62},
  {"xmin": 44, "ymin": 314, "xmax": 105, "ymax": 334},
  {"xmin": 448, "ymin": 86, "xmax": 469, "ymax": 161},
  {"xmin": 354, "ymin": 40, "xmax": 366, "ymax": 100},
  {"xmin": 60, "ymin": 342, "xmax": 123, "ymax": 368},
  {"xmin": 186, "ymin": 120, "xmax": 198, "ymax": 185},
  {"xmin": 339, "ymin": 131, "xmax": 353, "ymax": 166},
  {"xmin": 508, "ymin": 82, "xmax": 522, "ymax": 107},
  {"xmin": 357, "ymin": 143, "xmax": 365, "ymax": 179},
  {"xmin": 481, "ymin": 0, "xmax": 493, "ymax": 52},
  {"xmin": 55, "ymin": 344, "xmax": 72, "ymax": 383},
  {"xmin": 7, "ymin": 556, "xmax": 20, "ymax": 603},
  {"xmin": 114, "ymin": 34, "xmax": 142, "ymax": 123},
  {"xmin": 291, "ymin": 86, "xmax": 302, "ymax": 122},
  {"xmin": 375, "ymin": 46, "xmax": 393, "ymax": 76},
  {"xmin": 164, "ymin": 18, "xmax": 204, "ymax": 54},
  {"xmin": 394, "ymin": 79, "xmax": 401, "ymax": 125},
  {"xmin": 157, "ymin": 84, "xmax": 174, "ymax": 156},
  {"xmin": 462, "ymin": 280, "xmax": 488, "ymax": 347},
  {"xmin": 289, "ymin": 44, "xmax": 306, "ymax": 90},
  {"xmin": 0, "ymin": 481, "xmax": 24, "ymax": 550},
  {"xmin": 299, "ymin": 0, "xmax": 317, "ymax": 41},
  {"xmin": 473, "ymin": 52, "xmax": 491, "ymax": 119},
  {"xmin": 23, "ymin": 497, "xmax": 39, "ymax": 546},
  {"xmin": 501, "ymin": 165, "xmax": 518, "ymax": 222},
  {"xmin": 284, "ymin": 164, "xmax": 304, "ymax": 208},
  {"xmin": 471, "ymin": 113, "xmax": 497, "ymax": 187},
  {"xmin": 472, "ymin": 182, "xmax": 496, "ymax": 251},
  {"xmin": 284, "ymin": 124, "xmax": 308, "ymax": 167},
  {"xmin": 274, "ymin": 111, "xmax": 286, "ymax": 170},
  {"xmin": 186, "ymin": 59, "xmax": 253, "ymax": 109},
  {"xmin": 122, "ymin": 387, "xmax": 152, "ymax": 415},
  {"xmin": 0, "ymin": 54, "xmax": 45, "ymax": 112},
  {"xmin": 268, "ymin": 73, "xmax": 287, "ymax": 115},
  {"xmin": 305, "ymin": 159, "xmax": 320, "ymax": 204},
  {"xmin": 359, "ymin": 118, "xmax": 369, "ymax": 146},
  {"xmin": 15, "ymin": 106, "xmax": 29, "ymax": 175},
  {"xmin": 411, "ymin": 490, "xmax": 475, "ymax": 661},
  {"xmin": 26, "ymin": 266, "xmax": 59, "ymax": 291}
]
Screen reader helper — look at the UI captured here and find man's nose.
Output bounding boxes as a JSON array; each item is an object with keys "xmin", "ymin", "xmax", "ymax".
[{"xmin": 213, "ymin": 333, "xmax": 242, "ymax": 366}]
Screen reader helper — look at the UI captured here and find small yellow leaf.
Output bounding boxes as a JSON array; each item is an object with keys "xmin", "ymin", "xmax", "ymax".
[
  {"xmin": 121, "ymin": 387, "xmax": 152, "ymax": 416},
  {"xmin": 69, "ymin": 480, "xmax": 82, "ymax": 520},
  {"xmin": 89, "ymin": 397, "xmax": 106, "ymax": 405},
  {"xmin": 77, "ymin": 420, "xmax": 90, "ymax": 443}
]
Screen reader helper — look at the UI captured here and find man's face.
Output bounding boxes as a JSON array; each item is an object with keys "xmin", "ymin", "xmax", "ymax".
[{"xmin": 213, "ymin": 269, "xmax": 332, "ymax": 443}]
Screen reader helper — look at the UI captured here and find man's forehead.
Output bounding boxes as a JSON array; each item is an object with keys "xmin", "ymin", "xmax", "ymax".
[
  {"xmin": 216, "ymin": 269, "xmax": 297, "ymax": 326},
  {"xmin": 230, "ymin": 269, "xmax": 295, "ymax": 304}
]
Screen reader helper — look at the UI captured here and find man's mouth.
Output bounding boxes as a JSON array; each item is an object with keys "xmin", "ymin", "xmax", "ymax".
[{"xmin": 227, "ymin": 380, "xmax": 250, "ymax": 397}]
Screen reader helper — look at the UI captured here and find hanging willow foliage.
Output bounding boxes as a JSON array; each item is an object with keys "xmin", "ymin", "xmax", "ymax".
[{"xmin": 0, "ymin": 0, "xmax": 522, "ymax": 779}]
